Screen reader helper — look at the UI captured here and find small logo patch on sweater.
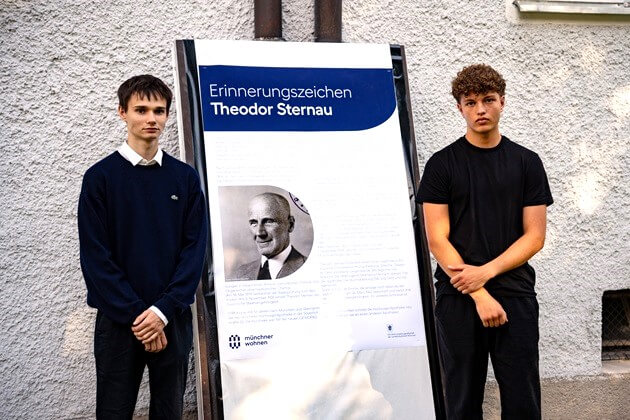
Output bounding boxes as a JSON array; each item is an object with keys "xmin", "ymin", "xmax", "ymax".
[{"xmin": 171, "ymin": 195, "xmax": 178, "ymax": 201}]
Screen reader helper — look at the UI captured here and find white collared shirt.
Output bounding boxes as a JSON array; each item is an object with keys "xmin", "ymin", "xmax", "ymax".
[
  {"xmin": 117, "ymin": 142, "xmax": 168, "ymax": 326},
  {"xmin": 118, "ymin": 141, "xmax": 163, "ymax": 166},
  {"xmin": 261, "ymin": 245, "xmax": 292, "ymax": 279}
]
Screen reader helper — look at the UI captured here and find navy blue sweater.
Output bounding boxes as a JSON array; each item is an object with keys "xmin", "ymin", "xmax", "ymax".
[{"xmin": 78, "ymin": 151, "xmax": 208, "ymax": 325}]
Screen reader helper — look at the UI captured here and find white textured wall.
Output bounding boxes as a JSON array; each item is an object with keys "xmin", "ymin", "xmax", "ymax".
[{"xmin": 0, "ymin": 1, "xmax": 628, "ymax": 418}]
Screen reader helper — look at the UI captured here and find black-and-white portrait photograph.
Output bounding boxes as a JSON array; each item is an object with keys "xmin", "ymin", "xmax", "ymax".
[{"xmin": 219, "ymin": 185, "xmax": 314, "ymax": 281}]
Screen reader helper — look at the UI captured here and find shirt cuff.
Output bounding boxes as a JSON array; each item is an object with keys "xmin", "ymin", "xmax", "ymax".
[{"xmin": 149, "ymin": 305, "xmax": 168, "ymax": 326}]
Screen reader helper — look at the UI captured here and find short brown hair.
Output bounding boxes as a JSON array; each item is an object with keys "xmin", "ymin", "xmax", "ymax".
[
  {"xmin": 451, "ymin": 64, "xmax": 505, "ymax": 102},
  {"xmin": 117, "ymin": 74, "xmax": 173, "ymax": 114}
]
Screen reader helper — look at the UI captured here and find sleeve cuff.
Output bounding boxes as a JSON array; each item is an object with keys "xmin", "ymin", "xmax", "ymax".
[{"xmin": 149, "ymin": 305, "xmax": 168, "ymax": 326}]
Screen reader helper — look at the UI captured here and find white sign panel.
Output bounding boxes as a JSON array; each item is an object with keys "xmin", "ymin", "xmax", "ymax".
[
  {"xmin": 191, "ymin": 40, "xmax": 435, "ymax": 419},
  {"xmin": 196, "ymin": 40, "xmax": 425, "ymax": 361}
]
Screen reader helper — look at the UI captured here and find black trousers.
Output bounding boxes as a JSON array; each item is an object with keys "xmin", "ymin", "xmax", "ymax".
[
  {"xmin": 94, "ymin": 308, "xmax": 193, "ymax": 420},
  {"xmin": 435, "ymin": 294, "xmax": 541, "ymax": 420}
]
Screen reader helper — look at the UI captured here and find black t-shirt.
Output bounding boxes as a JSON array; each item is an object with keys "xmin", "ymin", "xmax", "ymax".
[{"xmin": 417, "ymin": 136, "xmax": 553, "ymax": 297}]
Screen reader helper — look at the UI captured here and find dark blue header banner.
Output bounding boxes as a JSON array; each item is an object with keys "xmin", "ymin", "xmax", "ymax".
[{"xmin": 198, "ymin": 65, "xmax": 396, "ymax": 132}]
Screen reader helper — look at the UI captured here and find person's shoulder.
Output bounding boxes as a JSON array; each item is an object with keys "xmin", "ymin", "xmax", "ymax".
[
  {"xmin": 83, "ymin": 152, "xmax": 121, "ymax": 180},
  {"xmin": 232, "ymin": 260, "xmax": 260, "ymax": 280},
  {"xmin": 287, "ymin": 247, "xmax": 307, "ymax": 264},
  {"xmin": 238, "ymin": 259, "xmax": 260, "ymax": 271},
  {"xmin": 424, "ymin": 137, "xmax": 461, "ymax": 170},
  {"xmin": 437, "ymin": 137, "xmax": 463, "ymax": 155},
  {"xmin": 162, "ymin": 152, "xmax": 203, "ymax": 188},
  {"xmin": 429, "ymin": 137, "xmax": 463, "ymax": 160},
  {"xmin": 502, "ymin": 136, "xmax": 540, "ymax": 159},
  {"xmin": 163, "ymin": 152, "xmax": 199, "ymax": 177},
  {"xmin": 163, "ymin": 152, "xmax": 187, "ymax": 169}
]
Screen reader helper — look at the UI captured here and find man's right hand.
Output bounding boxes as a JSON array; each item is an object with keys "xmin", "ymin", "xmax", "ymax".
[
  {"xmin": 470, "ymin": 288, "xmax": 508, "ymax": 327},
  {"xmin": 144, "ymin": 330, "xmax": 168, "ymax": 353}
]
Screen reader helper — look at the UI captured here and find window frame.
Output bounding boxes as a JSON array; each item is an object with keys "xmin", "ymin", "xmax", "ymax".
[{"xmin": 513, "ymin": 0, "xmax": 630, "ymax": 15}]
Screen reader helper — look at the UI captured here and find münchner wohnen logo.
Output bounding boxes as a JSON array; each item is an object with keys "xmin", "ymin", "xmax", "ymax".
[{"xmin": 228, "ymin": 334, "xmax": 274, "ymax": 349}]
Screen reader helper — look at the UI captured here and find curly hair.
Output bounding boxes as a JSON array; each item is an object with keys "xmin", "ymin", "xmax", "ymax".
[{"xmin": 451, "ymin": 64, "xmax": 505, "ymax": 102}]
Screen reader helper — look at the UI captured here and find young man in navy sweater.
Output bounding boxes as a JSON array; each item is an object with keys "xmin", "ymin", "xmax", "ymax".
[
  {"xmin": 418, "ymin": 65, "xmax": 553, "ymax": 419},
  {"xmin": 78, "ymin": 75, "xmax": 207, "ymax": 419}
]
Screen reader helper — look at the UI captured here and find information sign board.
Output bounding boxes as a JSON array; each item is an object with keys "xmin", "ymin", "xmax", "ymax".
[{"xmin": 174, "ymin": 40, "xmax": 444, "ymax": 420}]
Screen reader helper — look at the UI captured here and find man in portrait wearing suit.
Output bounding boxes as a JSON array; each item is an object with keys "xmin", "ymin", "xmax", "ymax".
[{"xmin": 232, "ymin": 192, "xmax": 306, "ymax": 280}]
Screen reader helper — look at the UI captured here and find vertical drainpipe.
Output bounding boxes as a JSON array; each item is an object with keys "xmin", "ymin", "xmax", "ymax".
[
  {"xmin": 315, "ymin": 0, "xmax": 342, "ymax": 42},
  {"xmin": 254, "ymin": 0, "xmax": 283, "ymax": 40}
]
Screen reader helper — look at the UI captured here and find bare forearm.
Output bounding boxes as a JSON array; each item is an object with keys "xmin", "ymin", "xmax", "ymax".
[
  {"xmin": 422, "ymin": 203, "xmax": 508, "ymax": 326},
  {"xmin": 484, "ymin": 232, "xmax": 544, "ymax": 279},
  {"xmin": 449, "ymin": 205, "xmax": 547, "ymax": 294},
  {"xmin": 429, "ymin": 239, "xmax": 501, "ymax": 322},
  {"xmin": 427, "ymin": 237, "xmax": 465, "ymax": 278},
  {"xmin": 429, "ymin": 239, "xmax": 488, "ymax": 297},
  {"xmin": 449, "ymin": 233, "xmax": 543, "ymax": 294},
  {"xmin": 485, "ymin": 204, "xmax": 547, "ymax": 278}
]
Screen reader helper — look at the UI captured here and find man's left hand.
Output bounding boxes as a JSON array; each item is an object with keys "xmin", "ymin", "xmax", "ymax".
[
  {"xmin": 132, "ymin": 309, "xmax": 165, "ymax": 344},
  {"xmin": 449, "ymin": 264, "xmax": 494, "ymax": 294},
  {"xmin": 144, "ymin": 331, "xmax": 168, "ymax": 353}
]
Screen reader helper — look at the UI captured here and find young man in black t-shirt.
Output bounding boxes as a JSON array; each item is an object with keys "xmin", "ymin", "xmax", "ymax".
[{"xmin": 418, "ymin": 64, "xmax": 553, "ymax": 419}]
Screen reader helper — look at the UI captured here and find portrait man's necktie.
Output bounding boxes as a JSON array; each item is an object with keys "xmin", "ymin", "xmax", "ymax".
[{"xmin": 257, "ymin": 260, "xmax": 271, "ymax": 280}]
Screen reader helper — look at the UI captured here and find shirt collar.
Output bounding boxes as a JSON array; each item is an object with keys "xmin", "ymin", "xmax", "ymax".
[
  {"xmin": 261, "ymin": 245, "xmax": 292, "ymax": 279},
  {"xmin": 118, "ymin": 141, "xmax": 163, "ymax": 166}
]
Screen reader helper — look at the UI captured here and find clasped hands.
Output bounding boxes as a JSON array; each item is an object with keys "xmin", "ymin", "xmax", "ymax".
[
  {"xmin": 132, "ymin": 309, "xmax": 167, "ymax": 353},
  {"xmin": 449, "ymin": 263, "xmax": 508, "ymax": 328},
  {"xmin": 448, "ymin": 263, "xmax": 494, "ymax": 294}
]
